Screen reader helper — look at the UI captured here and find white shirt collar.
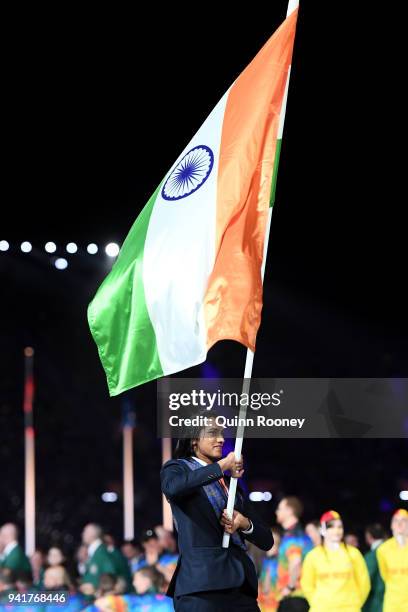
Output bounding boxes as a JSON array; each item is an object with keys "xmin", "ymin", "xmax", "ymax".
[
  {"xmin": 4, "ymin": 541, "xmax": 18, "ymax": 556},
  {"xmin": 88, "ymin": 538, "xmax": 102, "ymax": 557},
  {"xmin": 192, "ymin": 456, "xmax": 209, "ymax": 467}
]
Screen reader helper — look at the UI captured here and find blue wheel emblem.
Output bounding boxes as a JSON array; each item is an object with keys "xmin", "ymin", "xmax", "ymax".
[{"xmin": 162, "ymin": 145, "xmax": 214, "ymax": 201}]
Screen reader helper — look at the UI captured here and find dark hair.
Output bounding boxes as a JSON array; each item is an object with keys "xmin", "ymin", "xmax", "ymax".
[
  {"xmin": 14, "ymin": 570, "xmax": 33, "ymax": 586},
  {"xmin": 283, "ymin": 496, "xmax": 304, "ymax": 519},
  {"xmin": 173, "ymin": 410, "xmax": 218, "ymax": 459},
  {"xmin": 135, "ymin": 566, "xmax": 165, "ymax": 593},
  {"xmin": 366, "ymin": 523, "xmax": 386, "ymax": 540},
  {"xmin": 0, "ymin": 568, "xmax": 15, "ymax": 586},
  {"xmin": 140, "ymin": 528, "xmax": 158, "ymax": 543},
  {"xmin": 174, "ymin": 438, "xmax": 195, "ymax": 459},
  {"xmin": 326, "ymin": 519, "xmax": 343, "ymax": 529},
  {"xmin": 98, "ymin": 573, "xmax": 116, "ymax": 595},
  {"xmin": 121, "ymin": 539, "xmax": 141, "ymax": 549}
]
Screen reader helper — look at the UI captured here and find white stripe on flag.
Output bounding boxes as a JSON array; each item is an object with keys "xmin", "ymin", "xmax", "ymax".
[{"xmin": 143, "ymin": 91, "xmax": 229, "ymax": 374}]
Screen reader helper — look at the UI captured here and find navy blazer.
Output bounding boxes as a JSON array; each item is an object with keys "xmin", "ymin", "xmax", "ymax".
[{"xmin": 160, "ymin": 458, "xmax": 273, "ymax": 598}]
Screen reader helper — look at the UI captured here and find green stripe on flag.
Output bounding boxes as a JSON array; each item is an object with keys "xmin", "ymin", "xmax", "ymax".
[
  {"xmin": 88, "ymin": 184, "xmax": 164, "ymax": 395},
  {"xmin": 269, "ymin": 138, "xmax": 282, "ymax": 207}
]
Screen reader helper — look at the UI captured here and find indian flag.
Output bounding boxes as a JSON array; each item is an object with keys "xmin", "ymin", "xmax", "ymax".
[{"xmin": 88, "ymin": 8, "xmax": 298, "ymax": 396}]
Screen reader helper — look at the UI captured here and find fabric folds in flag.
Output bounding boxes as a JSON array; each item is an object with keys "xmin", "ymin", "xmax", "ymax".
[{"xmin": 88, "ymin": 9, "xmax": 298, "ymax": 395}]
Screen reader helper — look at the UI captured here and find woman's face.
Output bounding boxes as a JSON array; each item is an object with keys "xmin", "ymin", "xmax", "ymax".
[
  {"xmin": 324, "ymin": 519, "xmax": 344, "ymax": 544},
  {"xmin": 47, "ymin": 547, "xmax": 64, "ymax": 566},
  {"xmin": 193, "ymin": 421, "xmax": 225, "ymax": 462},
  {"xmin": 392, "ymin": 515, "xmax": 408, "ymax": 538}
]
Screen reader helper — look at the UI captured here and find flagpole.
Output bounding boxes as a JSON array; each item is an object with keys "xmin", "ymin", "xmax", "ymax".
[
  {"xmin": 122, "ymin": 396, "xmax": 135, "ymax": 541},
  {"xmin": 23, "ymin": 347, "xmax": 36, "ymax": 557},
  {"xmin": 161, "ymin": 438, "xmax": 173, "ymax": 530},
  {"xmin": 222, "ymin": 0, "xmax": 299, "ymax": 548}
]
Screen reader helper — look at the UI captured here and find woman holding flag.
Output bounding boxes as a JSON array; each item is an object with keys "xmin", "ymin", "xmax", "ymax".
[{"xmin": 161, "ymin": 417, "xmax": 272, "ymax": 611}]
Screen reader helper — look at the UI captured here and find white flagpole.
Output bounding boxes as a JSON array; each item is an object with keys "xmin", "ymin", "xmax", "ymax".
[
  {"xmin": 24, "ymin": 347, "xmax": 36, "ymax": 557},
  {"xmin": 161, "ymin": 438, "xmax": 173, "ymax": 530},
  {"xmin": 122, "ymin": 397, "xmax": 135, "ymax": 541},
  {"xmin": 222, "ymin": 0, "xmax": 299, "ymax": 548},
  {"xmin": 123, "ymin": 425, "xmax": 134, "ymax": 540}
]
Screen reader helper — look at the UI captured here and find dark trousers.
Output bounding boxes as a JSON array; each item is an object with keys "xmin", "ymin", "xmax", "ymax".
[
  {"xmin": 174, "ymin": 587, "xmax": 260, "ymax": 611},
  {"xmin": 277, "ymin": 596, "xmax": 309, "ymax": 612}
]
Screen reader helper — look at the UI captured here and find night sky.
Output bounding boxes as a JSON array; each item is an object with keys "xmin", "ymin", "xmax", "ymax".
[{"xmin": 1, "ymin": 2, "xmax": 406, "ymax": 550}]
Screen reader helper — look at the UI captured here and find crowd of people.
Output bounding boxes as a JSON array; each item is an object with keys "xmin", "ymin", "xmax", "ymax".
[
  {"xmin": 255, "ymin": 499, "xmax": 408, "ymax": 612},
  {"xmin": 0, "ymin": 502, "xmax": 407, "ymax": 611},
  {"xmin": 0, "ymin": 522, "xmax": 176, "ymax": 611}
]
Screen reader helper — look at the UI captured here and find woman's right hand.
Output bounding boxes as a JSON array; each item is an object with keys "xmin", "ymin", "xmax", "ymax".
[{"xmin": 218, "ymin": 451, "xmax": 244, "ymax": 477}]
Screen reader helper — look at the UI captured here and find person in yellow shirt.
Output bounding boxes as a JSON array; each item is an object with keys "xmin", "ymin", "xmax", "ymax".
[
  {"xmin": 376, "ymin": 508, "xmax": 408, "ymax": 612},
  {"xmin": 301, "ymin": 510, "xmax": 370, "ymax": 612}
]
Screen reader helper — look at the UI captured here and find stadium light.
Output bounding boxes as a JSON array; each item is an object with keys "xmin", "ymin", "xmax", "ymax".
[
  {"xmin": 45, "ymin": 242, "xmax": 57, "ymax": 253},
  {"xmin": 66, "ymin": 242, "xmax": 78, "ymax": 254},
  {"xmin": 21, "ymin": 242, "xmax": 32, "ymax": 253},
  {"xmin": 54, "ymin": 258, "xmax": 68, "ymax": 270},
  {"xmin": 102, "ymin": 492, "xmax": 118, "ymax": 503},
  {"xmin": 249, "ymin": 492, "xmax": 264, "ymax": 502},
  {"xmin": 87, "ymin": 243, "xmax": 98, "ymax": 254},
  {"xmin": 105, "ymin": 243, "xmax": 120, "ymax": 257}
]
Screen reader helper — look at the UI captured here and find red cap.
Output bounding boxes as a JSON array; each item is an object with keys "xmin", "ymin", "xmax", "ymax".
[
  {"xmin": 320, "ymin": 510, "xmax": 341, "ymax": 525},
  {"xmin": 393, "ymin": 508, "xmax": 408, "ymax": 519}
]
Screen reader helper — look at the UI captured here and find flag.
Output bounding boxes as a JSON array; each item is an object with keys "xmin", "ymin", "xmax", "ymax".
[{"xmin": 88, "ymin": 9, "xmax": 298, "ymax": 396}]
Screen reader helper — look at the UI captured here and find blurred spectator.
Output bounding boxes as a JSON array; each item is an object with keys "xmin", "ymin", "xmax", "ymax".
[
  {"xmin": 80, "ymin": 524, "xmax": 116, "ymax": 595},
  {"xmin": 133, "ymin": 529, "xmax": 162, "ymax": 571},
  {"xmin": 0, "ymin": 567, "xmax": 16, "ymax": 599},
  {"xmin": 344, "ymin": 531, "xmax": 360, "ymax": 549},
  {"xmin": 43, "ymin": 565, "xmax": 72, "ymax": 591},
  {"xmin": 301, "ymin": 510, "xmax": 370, "ymax": 611},
  {"xmin": 47, "ymin": 547, "xmax": 65, "ymax": 567},
  {"xmin": 377, "ymin": 508, "xmax": 408, "ymax": 611},
  {"xmin": 95, "ymin": 573, "xmax": 116, "ymax": 598},
  {"xmin": 275, "ymin": 497, "xmax": 312, "ymax": 611},
  {"xmin": 305, "ymin": 520, "xmax": 322, "ymax": 548},
  {"xmin": 154, "ymin": 527, "xmax": 178, "ymax": 586},
  {"xmin": 103, "ymin": 533, "xmax": 132, "ymax": 593},
  {"xmin": 154, "ymin": 526, "xmax": 177, "ymax": 554},
  {"xmin": 362, "ymin": 523, "xmax": 386, "ymax": 612},
  {"xmin": 120, "ymin": 540, "xmax": 142, "ymax": 574},
  {"xmin": 133, "ymin": 566, "xmax": 166, "ymax": 595},
  {"xmin": 258, "ymin": 527, "xmax": 281, "ymax": 612},
  {"xmin": 0, "ymin": 524, "xmax": 32, "ymax": 575},
  {"xmin": 43, "ymin": 565, "xmax": 85, "ymax": 612},
  {"xmin": 15, "ymin": 570, "xmax": 36, "ymax": 594},
  {"xmin": 75, "ymin": 544, "xmax": 88, "ymax": 577},
  {"xmin": 30, "ymin": 549, "xmax": 45, "ymax": 588},
  {"xmin": 90, "ymin": 574, "xmax": 128, "ymax": 612},
  {"xmin": 247, "ymin": 539, "xmax": 267, "ymax": 577}
]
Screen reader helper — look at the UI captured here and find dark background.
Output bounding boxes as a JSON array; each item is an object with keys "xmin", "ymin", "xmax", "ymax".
[{"xmin": 1, "ymin": 2, "xmax": 406, "ymax": 552}]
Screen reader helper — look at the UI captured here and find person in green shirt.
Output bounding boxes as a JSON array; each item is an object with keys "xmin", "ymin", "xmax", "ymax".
[
  {"xmin": 80, "ymin": 523, "xmax": 116, "ymax": 595},
  {"xmin": 363, "ymin": 523, "xmax": 386, "ymax": 612},
  {"xmin": 103, "ymin": 533, "xmax": 133, "ymax": 593},
  {"xmin": 0, "ymin": 523, "xmax": 32, "ymax": 575}
]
